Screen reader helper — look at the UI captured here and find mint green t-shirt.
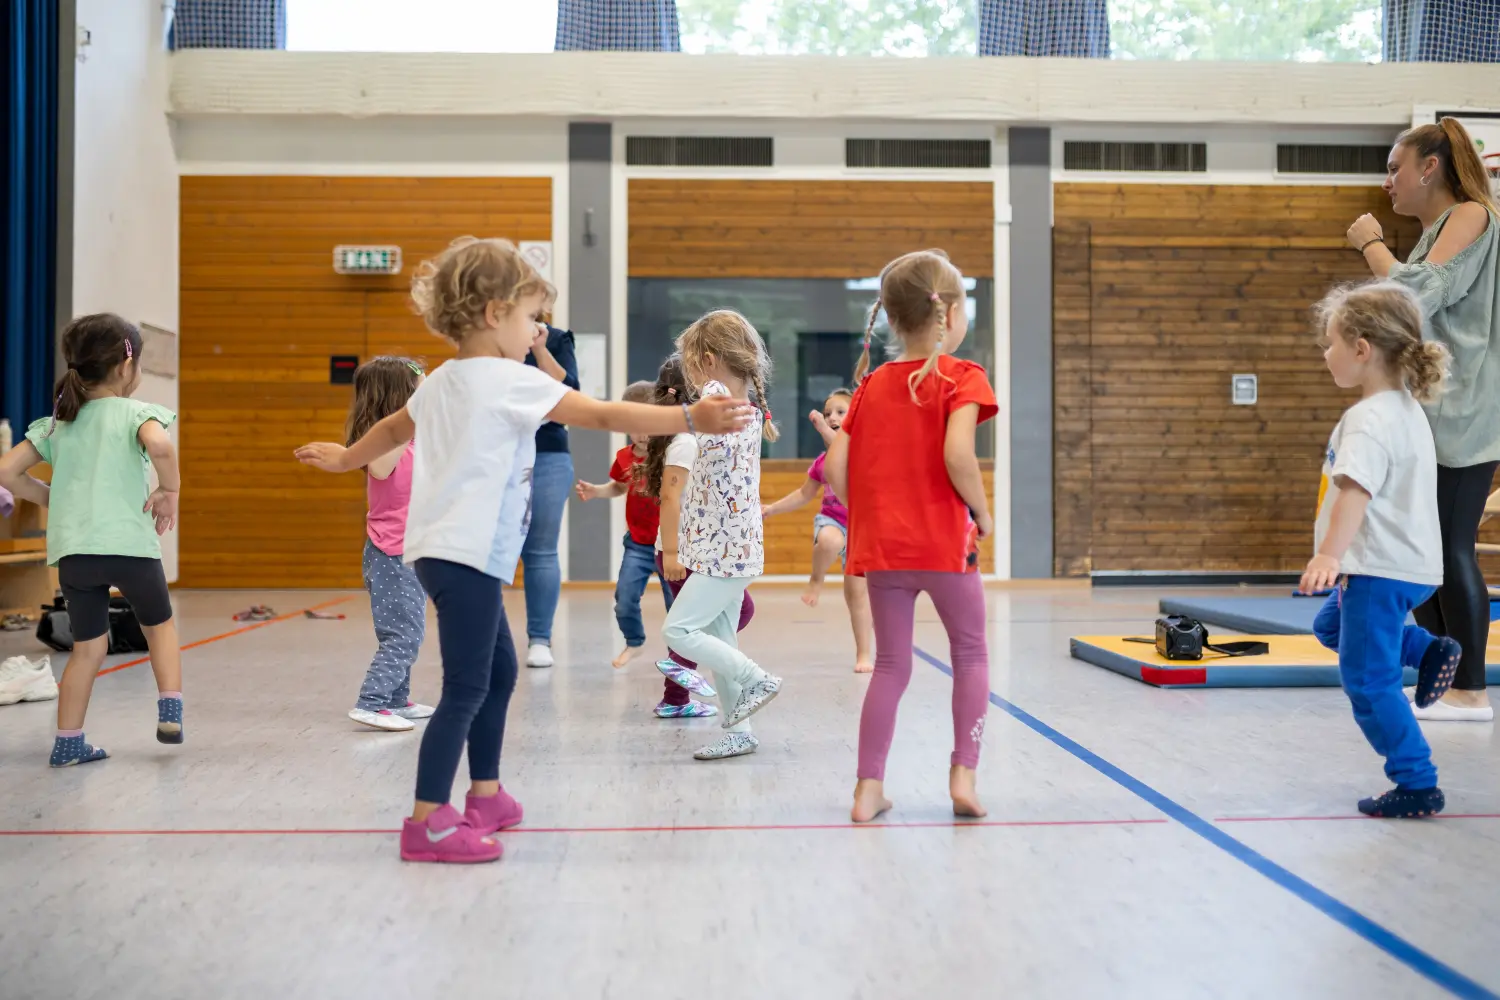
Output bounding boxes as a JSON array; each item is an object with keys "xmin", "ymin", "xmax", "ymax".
[{"xmin": 25, "ymin": 398, "xmax": 177, "ymax": 565}]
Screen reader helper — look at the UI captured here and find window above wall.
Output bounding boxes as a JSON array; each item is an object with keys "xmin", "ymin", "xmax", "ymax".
[
  {"xmin": 285, "ymin": 0, "xmax": 558, "ymax": 52},
  {"xmin": 1110, "ymin": 0, "xmax": 1382, "ymax": 61},
  {"xmin": 678, "ymin": 0, "xmax": 978, "ymax": 56}
]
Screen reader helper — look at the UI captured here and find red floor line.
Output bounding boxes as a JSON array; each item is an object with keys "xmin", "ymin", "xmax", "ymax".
[{"xmin": 97, "ymin": 597, "xmax": 356, "ymax": 676}]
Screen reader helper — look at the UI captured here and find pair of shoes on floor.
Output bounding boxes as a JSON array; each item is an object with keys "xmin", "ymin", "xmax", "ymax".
[
  {"xmin": 232, "ymin": 605, "xmax": 276, "ymax": 622},
  {"xmin": 349, "ymin": 701, "xmax": 436, "ymax": 732},
  {"xmin": 399, "ymin": 787, "xmax": 523, "ymax": 864},
  {"xmin": 654, "ymin": 700, "xmax": 717, "ymax": 719},
  {"xmin": 1359, "ymin": 786, "xmax": 1445, "ymax": 818},
  {"xmin": 0, "ymin": 655, "xmax": 57, "ymax": 706},
  {"xmin": 526, "ymin": 644, "xmax": 553, "ymax": 669}
]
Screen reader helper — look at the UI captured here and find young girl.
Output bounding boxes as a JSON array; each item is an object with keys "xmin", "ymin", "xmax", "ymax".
[
  {"xmin": 659, "ymin": 312, "xmax": 783, "ymax": 761},
  {"xmin": 825, "ymin": 249, "xmax": 997, "ymax": 823},
  {"xmin": 296, "ymin": 237, "xmax": 753, "ymax": 863},
  {"xmin": 344, "ymin": 357, "xmax": 435, "ymax": 732},
  {"xmin": 1302, "ymin": 281, "xmax": 1461, "ymax": 819},
  {"xmin": 0, "ymin": 314, "xmax": 183, "ymax": 767},
  {"xmin": 762, "ymin": 389, "xmax": 875, "ymax": 673}
]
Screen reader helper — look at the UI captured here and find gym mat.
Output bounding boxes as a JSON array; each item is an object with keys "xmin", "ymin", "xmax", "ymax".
[
  {"xmin": 1159, "ymin": 596, "xmax": 1500, "ymax": 636},
  {"xmin": 1070, "ymin": 633, "xmax": 1500, "ymax": 689}
]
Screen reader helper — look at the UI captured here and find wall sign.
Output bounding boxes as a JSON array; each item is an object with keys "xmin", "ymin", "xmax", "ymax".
[
  {"xmin": 330, "ymin": 356, "xmax": 359, "ymax": 384},
  {"xmin": 333, "ymin": 246, "xmax": 402, "ymax": 274},
  {"xmin": 520, "ymin": 241, "xmax": 553, "ymax": 282}
]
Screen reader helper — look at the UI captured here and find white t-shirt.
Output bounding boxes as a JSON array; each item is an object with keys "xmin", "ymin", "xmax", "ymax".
[
  {"xmin": 655, "ymin": 432, "xmax": 698, "ymax": 552},
  {"xmin": 681, "ymin": 381, "xmax": 764, "ymax": 578},
  {"xmin": 1314, "ymin": 389, "xmax": 1442, "ymax": 586},
  {"xmin": 402, "ymin": 357, "xmax": 569, "ymax": 581}
]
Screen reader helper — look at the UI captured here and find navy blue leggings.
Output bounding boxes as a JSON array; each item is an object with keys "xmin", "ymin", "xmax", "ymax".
[{"xmin": 411, "ymin": 559, "xmax": 519, "ymax": 805}]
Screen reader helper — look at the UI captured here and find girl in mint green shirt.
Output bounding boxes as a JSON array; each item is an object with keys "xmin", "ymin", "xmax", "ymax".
[{"xmin": 0, "ymin": 314, "xmax": 183, "ymax": 767}]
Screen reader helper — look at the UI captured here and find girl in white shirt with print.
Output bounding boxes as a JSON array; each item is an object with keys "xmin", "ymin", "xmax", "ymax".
[{"xmin": 296, "ymin": 238, "xmax": 754, "ymax": 864}]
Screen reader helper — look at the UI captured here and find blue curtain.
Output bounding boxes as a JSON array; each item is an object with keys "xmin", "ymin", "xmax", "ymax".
[
  {"xmin": 978, "ymin": 0, "xmax": 1110, "ymax": 57},
  {"xmin": 2, "ymin": 0, "xmax": 58, "ymax": 435},
  {"xmin": 555, "ymin": 0, "xmax": 681, "ymax": 51},
  {"xmin": 170, "ymin": 0, "xmax": 286, "ymax": 50},
  {"xmin": 1385, "ymin": 0, "xmax": 1500, "ymax": 61}
]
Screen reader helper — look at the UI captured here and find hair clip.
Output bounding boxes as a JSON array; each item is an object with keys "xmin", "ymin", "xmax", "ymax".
[
  {"xmin": 124, "ymin": 338, "xmax": 133, "ymax": 360},
  {"xmin": 930, "ymin": 292, "xmax": 942, "ymax": 303},
  {"xmin": 667, "ymin": 387, "xmax": 677, "ymax": 396},
  {"xmin": 406, "ymin": 361, "xmax": 424, "ymax": 376},
  {"xmin": 43, "ymin": 392, "xmax": 62, "ymax": 439}
]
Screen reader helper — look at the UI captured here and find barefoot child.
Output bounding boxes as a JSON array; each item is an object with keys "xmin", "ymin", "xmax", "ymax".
[
  {"xmin": 574, "ymin": 381, "xmax": 671, "ymax": 670},
  {"xmin": 0, "ymin": 314, "xmax": 183, "ymax": 766},
  {"xmin": 825, "ymin": 250, "xmax": 997, "ymax": 823},
  {"xmin": 296, "ymin": 237, "xmax": 754, "ymax": 863},
  {"xmin": 344, "ymin": 357, "xmax": 435, "ymax": 732},
  {"xmin": 1301, "ymin": 280, "xmax": 1460, "ymax": 818},
  {"xmin": 762, "ymin": 389, "xmax": 875, "ymax": 673}
]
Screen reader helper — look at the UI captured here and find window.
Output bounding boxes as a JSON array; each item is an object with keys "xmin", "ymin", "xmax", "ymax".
[
  {"xmin": 678, "ymin": 0, "xmax": 977, "ymax": 56},
  {"xmin": 286, "ymin": 0, "xmax": 557, "ymax": 52},
  {"xmin": 628, "ymin": 276, "xmax": 995, "ymax": 459},
  {"xmin": 1109, "ymin": 0, "xmax": 1382, "ymax": 61}
]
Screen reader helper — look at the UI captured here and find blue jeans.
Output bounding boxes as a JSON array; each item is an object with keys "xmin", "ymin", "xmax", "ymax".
[
  {"xmin": 615, "ymin": 535, "xmax": 671, "ymax": 647},
  {"xmin": 1313, "ymin": 576, "xmax": 1439, "ymax": 790},
  {"xmin": 521, "ymin": 450, "xmax": 573, "ymax": 645}
]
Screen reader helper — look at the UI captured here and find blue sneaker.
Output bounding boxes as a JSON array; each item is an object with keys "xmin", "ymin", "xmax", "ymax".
[
  {"xmin": 1415, "ymin": 636, "xmax": 1462, "ymax": 709},
  {"xmin": 654, "ymin": 700, "xmax": 718, "ymax": 719},
  {"xmin": 655, "ymin": 659, "xmax": 716, "ymax": 698}
]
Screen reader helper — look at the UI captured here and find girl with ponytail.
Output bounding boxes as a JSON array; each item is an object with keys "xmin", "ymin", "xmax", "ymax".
[
  {"xmin": 0, "ymin": 313, "xmax": 182, "ymax": 768},
  {"xmin": 1345, "ymin": 116, "xmax": 1500, "ymax": 721}
]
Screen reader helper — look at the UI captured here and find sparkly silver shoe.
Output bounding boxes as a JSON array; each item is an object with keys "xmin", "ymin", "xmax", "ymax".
[
  {"xmin": 722, "ymin": 673, "xmax": 782, "ymax": 728},
  {"xmin": 693, "ymin": 732, "xmax": 759, "ymax": 760}
]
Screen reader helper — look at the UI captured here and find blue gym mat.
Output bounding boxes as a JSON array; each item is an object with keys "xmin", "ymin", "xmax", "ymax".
[{"xmin": 1159, "ymin": 596, "xmax": 1500, "ymax": 636}]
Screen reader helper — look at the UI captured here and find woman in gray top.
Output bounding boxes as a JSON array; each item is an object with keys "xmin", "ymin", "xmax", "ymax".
[{"xmin": 1347, "ymin": 117, "xmax": 1500, "ymax": 720}]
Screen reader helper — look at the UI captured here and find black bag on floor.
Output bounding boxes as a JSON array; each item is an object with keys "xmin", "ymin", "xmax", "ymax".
[
  {"xmin": 36, "ymin": 595, "xmax": 72, "ymax": 652},
  {"xmin": 1126, "ymin": 615, "xmax": 1269, "ymax": 661},
  {"xmin": 35, "ymin": 593, "xmax": 150, "ymax": 654}
]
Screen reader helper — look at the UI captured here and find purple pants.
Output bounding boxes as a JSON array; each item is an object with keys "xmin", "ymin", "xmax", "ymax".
[
  {"xmin": 655, "ymin": 552, "xmax": 755, "ymax": 707},
  {"xmin": 858, "ymin": 570, "xmax": 989, "ymax": 781}
]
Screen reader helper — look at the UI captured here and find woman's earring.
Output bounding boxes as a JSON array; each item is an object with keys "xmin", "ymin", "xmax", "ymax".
[{"xmin": 1420, "ymin": 174, "xmax": 1432, "ymax": 187}]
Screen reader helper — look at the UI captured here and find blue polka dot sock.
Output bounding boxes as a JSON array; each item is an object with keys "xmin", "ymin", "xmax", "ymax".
[
  {"xmin": 158, "ymin": 692, "xmax": 183, "ymax": 745},
  {"xmin": 50, "ymin": 730, "xmax": 108, "ymax": 768}
]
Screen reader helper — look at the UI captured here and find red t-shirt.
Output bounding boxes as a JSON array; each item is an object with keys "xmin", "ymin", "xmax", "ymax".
[
  {"xmin": 843, "ymin": 356, "xmax": 998, "ymax": 575},
  {"xmin": 610, "ymin": 446, "xmax": 660, "ymax": 546}
]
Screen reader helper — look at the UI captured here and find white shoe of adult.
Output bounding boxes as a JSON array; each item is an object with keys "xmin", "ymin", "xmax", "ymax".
[
  {"xmin": 348, "ymin": 707, "xmax": 416, "ymax": 732},
  {"xmin": 0, "ymin": 655, "xmax": 57, "ymax": 706},
  {"xmin": 1412, "ymin": 699, "xmax": 1495, "ymax": 722},
  {"xmin": 526, "ymin": 644, "xmax": 554, "ymax": 669}
]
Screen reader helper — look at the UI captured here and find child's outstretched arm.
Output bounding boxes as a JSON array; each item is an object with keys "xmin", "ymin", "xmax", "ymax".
[
  {"xmin": 1301, "ymin": 477, "xmax": 1371, "ymax": 594},
  {"xmin": 295, "ymin": 409, "xmax": 416, "ymax": 474},
  {"xmin": 762, "ymin": 478, "xmax": 820, "ymax": 518},
  {"xmin": 943, "ymin": 403, "xmax": 994, "ymax": 537},
  {"xmin": 659, "ymin": 465, "xmax": 690, "ymax": 581},
  {"xmin": 809, "ymin": 411, "xmax": 837, "ymax": 448},
  {"xmin": 138, "ymin": 420, "xmax": 181, "ymax": 534},
  {"xmin": 576, "ymin": 479, "xmax": 628, "ymax": 502},
  {"xmin": 547, "ymin": 392, "xmax": 752, "ymax": 438},
  {"xmin": 0, "ymin": 442, "xmax": 50, "ymax": 508},
  {"xmin": 825, "ymin": 431, "xmax": 850, "ymax": 503}
]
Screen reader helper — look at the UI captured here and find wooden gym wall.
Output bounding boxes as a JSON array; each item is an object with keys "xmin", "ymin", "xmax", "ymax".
[
  {"xmin": 1052, "ymin": 183, "xmax": 1423, "ymax": 577},
  {"xmin": 628, "ymin": 178, "xmax": 997, "ymax": 576},
  {"xmin": 178, "ymin": 176, "xmax": 552, "ymax": 588}
]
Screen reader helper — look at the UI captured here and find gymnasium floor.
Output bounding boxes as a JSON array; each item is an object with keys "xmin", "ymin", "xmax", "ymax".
[{"xmin": 2, "ymin": 583, "xmax": 1498, "ymax": 999}]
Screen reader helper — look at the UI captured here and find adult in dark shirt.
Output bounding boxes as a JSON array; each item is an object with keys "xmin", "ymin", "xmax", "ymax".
[{"xmin": 521, "ymin": 323, "xmax": 580, "ymax": 668}]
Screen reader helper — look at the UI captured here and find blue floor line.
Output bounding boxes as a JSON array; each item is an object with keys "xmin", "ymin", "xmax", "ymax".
[{"xmin": 913, "ymin": 645, "xmax": 1497, "ymax": 1000}]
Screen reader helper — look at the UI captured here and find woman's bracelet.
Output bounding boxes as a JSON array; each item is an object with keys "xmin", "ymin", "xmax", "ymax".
[
  {"xmin": 681, "ymin": 402, "xmax": 696, "ymax": 434},
  {"xmin": 1358, "ymin": 237, "xmax": 1385, "ymax": 253}
]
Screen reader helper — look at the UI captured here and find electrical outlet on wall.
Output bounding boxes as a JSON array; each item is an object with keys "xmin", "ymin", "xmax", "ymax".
[
  {"xmin": 1231, "ymin": 374, "xmax": 1258, "ymax": 406},
  {"xmin": 76, "ymin": 24, "xmax": 91, "ymax": 62}
]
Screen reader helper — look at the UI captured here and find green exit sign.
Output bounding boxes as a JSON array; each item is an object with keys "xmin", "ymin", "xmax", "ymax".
[{"xmin": 333, "ymin": 245, "xmax": 402, "ymax": 275}]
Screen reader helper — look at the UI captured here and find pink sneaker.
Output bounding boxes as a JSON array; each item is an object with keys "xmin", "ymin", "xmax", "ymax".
[
  {"xmin": 464, "ymin": 787, "xmax": 525, "ymax": 836},
  {"xmin": 399, "ymin": 804, "xmax": 502, "ymax": 864}
]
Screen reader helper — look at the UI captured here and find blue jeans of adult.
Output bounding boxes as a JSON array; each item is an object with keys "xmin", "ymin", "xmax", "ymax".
[
  {"xmin": 522, "ymin": 450, "xmax": 573, "ymax": 646},
  {"xmin": 1313, "ymin": 576, "xmax": 1439, "ymax": 790},
  {"xmin": 615, "ymin": 535, "xmax": 671, "ymax": 648}
]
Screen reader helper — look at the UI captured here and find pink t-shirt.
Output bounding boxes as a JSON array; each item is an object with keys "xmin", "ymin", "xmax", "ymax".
[
  {"xmin": 367, "ymin": 443, "xmax": 414, "ymax": 557},
  {"xmin": 808, "ymin": 452, "xmax": 849, "ymax": 529}
]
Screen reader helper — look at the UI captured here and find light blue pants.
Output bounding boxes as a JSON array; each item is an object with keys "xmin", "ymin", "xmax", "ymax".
[
  {"xmin": 522, "ymin": 450, "xmax": 573, "ymax": 645},
  {"xmin": 662, "ymin": 573, "xmax": 763, "ymax": 733},
  {"xmin": 357, "ymin": 540, "xmax": 427, "ymax": 711}
]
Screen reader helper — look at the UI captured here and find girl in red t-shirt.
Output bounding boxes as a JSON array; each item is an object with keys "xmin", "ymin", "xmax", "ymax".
[{"xmin": 826, "ymin": 249, "xmax": 998, "ymax": 823}]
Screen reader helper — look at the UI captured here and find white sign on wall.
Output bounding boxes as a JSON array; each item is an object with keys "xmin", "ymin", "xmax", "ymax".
[
  {"xmin": 520, "ymin": 241, "xmax": 553, "ymax": 282},
  {"xmin": 574, "ymin": 332, "xmax": 608, "ymax": 399}
]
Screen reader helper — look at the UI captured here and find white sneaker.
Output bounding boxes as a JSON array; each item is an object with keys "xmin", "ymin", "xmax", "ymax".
[
  {"xmin": 526, "ymin": 644, "xmax": 554, "ymax": 669},
  {"xmin": 390, "ymin": 701, "xmax": 435, "ymax": 720},
  {"xmin": 693, "ymin": 732, "xmax": 759, "ymax": 760},
  {"xmin": 348, "ymin": 707, "xmax": 415, "ymax": 731},
  {"xmin": 0, "ymin": 655, "xmax": 57, "ymax": 706},
  {"xmin": 1412, "ymin": 699, "xmax": 1495, "ymax": 722}
]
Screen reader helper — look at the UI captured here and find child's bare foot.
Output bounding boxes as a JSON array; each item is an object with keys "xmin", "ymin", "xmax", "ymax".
[
  {"xmin": 851, "ymin": 778, "xmax": 893, "ymax": 823},
  {"xmin": 801, "ymin": 583, "xmax": 823, "ymax": 608},
  {"xmin": 612, "ymin": 645, "xmax": 644, "ymax": 669},
  {"xmin": 854, "ymin": 659, "xmax": 874, "ymax": 674},
  {"xmin": 950, "ymin": 765, "xmax": 986, "ymax": 818}
]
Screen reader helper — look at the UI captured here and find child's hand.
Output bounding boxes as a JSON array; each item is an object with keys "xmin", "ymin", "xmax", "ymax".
[
  {"xmin": 294, "ymin": 443, "xmax": 350, "ymax": 473},
  {"xmin": 688, "ymin": 396, "xmax": 756, "ymax": 435},
  {"xmin": 1300, "ymin": 554, "xmax": 1340, "ymax": 595},
  {"xmin": 663, "ymin": 552, "xmax": 686, "ymax": 581},
  {"xmin": 575, "ymin": 480, "xmax": 604, "ymax": 502},
  {"xmin": 809, "ymin": 411, "xmax": 829, "ymax": 431},
  {"xmin": 760, "ymin": 503, "xmax": 773, "ymax": 518},
  {"xmin": 531, "ymin": 323, "xmax": 549, "ymax": 352},
  {"xmin": 974, "ymin": 509, "xmax": 995, "ymax": 538},
  {"xmin": 144, "ymin": 488, "xmax": 178, "ymax": 535}
]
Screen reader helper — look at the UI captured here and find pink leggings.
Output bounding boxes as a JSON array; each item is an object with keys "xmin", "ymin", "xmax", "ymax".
[{"xmin": 858, "ymin": 570, "xmax": 990, "ymax": 781}]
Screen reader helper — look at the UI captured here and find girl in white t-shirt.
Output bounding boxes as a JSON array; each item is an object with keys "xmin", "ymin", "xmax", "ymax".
[
  {"xmin": 296, "ymin": 237, "xmax": 754, "ymax": 864},
  {"xmin": 1301, "ymin": 280, "xmax": 1458, "ymax": 819},
  {"xmin": 658, "ymin": 312, "xmax": 782, "ymax": 761}
]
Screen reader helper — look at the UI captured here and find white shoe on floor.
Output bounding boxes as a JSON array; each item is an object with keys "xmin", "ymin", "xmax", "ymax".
[
  {"xmin": 693, "ymin": 732, "xmax": 759, "ymax": 760},
  {"xmin": 390, "ymin": 701, "xmax": 435, "ymax": 720},
  {"xmin": 0, "ymin": 655, "xmax": 57, "ymax": 706},
  {"xmin": 348, "ymin": 707, "xmax": 416, "ymax": 731},
  {"xmin": 1412, "ymin": 699, "xmax": 1495, "ymax": 722},
  {"xmin": 526, "ymin": 644, "xmax": 554, "ymax": 669}
]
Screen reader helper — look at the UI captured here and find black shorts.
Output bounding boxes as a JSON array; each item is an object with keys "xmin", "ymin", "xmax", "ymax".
[{"xmin": 57, "ymin": 555, "xmax": 173, "ymax": 642}]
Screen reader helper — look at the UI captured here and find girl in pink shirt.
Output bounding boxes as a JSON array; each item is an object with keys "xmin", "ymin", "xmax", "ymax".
[{"xmin": 346, "ymin": 358, "xmax": 434, "ymax": 732}]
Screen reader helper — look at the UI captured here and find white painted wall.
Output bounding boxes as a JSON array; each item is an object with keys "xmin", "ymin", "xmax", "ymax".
[{"xmin": 73, "ymin": 0, "xmax": 180, "ymax": 580}]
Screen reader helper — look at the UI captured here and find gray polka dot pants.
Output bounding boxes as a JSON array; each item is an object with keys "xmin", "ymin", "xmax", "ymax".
[{"xmin": 357, "ymin": 539, "xmax": 427, "ymax": 711}]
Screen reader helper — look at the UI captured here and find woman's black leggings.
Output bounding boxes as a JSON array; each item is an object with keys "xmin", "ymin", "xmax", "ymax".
[{"xmin": 1412, "ymin": 462, "xmax": 1498, "ymax": 691}]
